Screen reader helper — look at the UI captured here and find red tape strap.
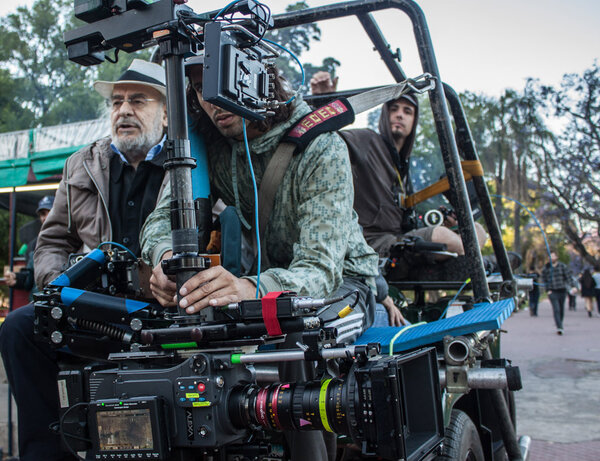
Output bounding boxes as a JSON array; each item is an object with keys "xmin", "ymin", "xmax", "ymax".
[{"xmin": 262, "ymin": 291, "xmax": 285, "ymax": 336}]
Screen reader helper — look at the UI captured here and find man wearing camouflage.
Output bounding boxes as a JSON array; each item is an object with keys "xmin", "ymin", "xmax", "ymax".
[{"xmin": 141, "ymin": 62, "xmax": 379, "ymax": 461}]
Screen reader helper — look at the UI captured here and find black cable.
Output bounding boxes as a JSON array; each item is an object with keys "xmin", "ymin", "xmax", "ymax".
[
  {"xmin": 239, "ymin": 2, "xmax": 271, "ymax": 48},
  {"xmin": 58, "ymin": 402, "xmax": 92, "ymax": 460},
  {"xmin": 105, "ymin": 48, "xmax": 119, "ymax": 64}
]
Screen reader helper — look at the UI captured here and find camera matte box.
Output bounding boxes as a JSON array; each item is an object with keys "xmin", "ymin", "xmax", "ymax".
[{"xmin": 356, "ymin": 347, "xmax": 443, "ymax": 460}]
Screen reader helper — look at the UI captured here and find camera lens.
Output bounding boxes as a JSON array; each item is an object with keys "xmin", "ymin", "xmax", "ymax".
[{"xmin": 229, "ymin": 377, "xmax": 354, "ymax": 436}]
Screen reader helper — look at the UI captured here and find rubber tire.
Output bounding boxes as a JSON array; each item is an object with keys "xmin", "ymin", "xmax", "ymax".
[{"xmin": 436, "ymin": 410, "xmax": 485, "ymax": 461}]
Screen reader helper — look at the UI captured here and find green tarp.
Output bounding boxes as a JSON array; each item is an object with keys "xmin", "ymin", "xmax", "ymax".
[
  {"xmin": 0, "ymin": 157, "xmax": 31, "ymax": 188},
  {"xmin": 30, "ymin": 145, "xmax": 85, "ymax": 181},
  {"xmin": 0, "ymin": 118, "xmax": 108, "ymax": 188}
]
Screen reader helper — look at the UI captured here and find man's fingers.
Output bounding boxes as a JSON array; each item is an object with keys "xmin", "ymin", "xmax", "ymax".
[
  {"xmin": 179, "ymin": 267, "xmax": 232, "ymax": 308},
  {"xmin": 184, "ymin": 289, "xmax": 244, "ymax": 314},
  {"xmin": 150, "ymin": 283, "xmax": 177, "ymax": 307},
  {"xmin": 153, "ymin": 293, "xmax": 176, "ymax": 307},
  {"xmin": 205, "ymin": 289, "xmax": 243, "ymax": 308}
]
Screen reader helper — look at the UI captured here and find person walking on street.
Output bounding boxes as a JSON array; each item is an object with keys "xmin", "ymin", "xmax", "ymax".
[
  {"xmin": 528, "ymin": 264, "xmax": 540, "ymax": 317},
  {"xmin": 593, "ymin": 266, "xmax": 600, "ymax": 315},
  {"xmin": 568, "ymin": 274, "xmax": 579, "ymax": 311},
  {"xmin": 541, "ymin": 251, "xmax": 573, "ymax": 335},
  {"xmin": 580, "ymin": 268, "xmax": 597, "ymax": 318}
]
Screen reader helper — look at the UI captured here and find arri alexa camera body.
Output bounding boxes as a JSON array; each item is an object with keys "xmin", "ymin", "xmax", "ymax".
[{"xmin": 33, "ymin": 1, "xmax": 444, "ymax": 460}]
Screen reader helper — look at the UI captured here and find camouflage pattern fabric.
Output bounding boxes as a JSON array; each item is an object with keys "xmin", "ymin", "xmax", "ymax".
[{"xmin": 141, "ymin": 100, "xmax": 378, "ymax": 298}]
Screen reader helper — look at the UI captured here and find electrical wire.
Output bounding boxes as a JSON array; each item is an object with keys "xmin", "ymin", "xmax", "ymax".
[
  {"xmin": 105, "ymin": 48, "xmax": 119, "ymax": 64},
  {"xmin": 439, "ymin": 277, "xmax": 471, "ymax": 319},
  {"xmin": 318, "ymin": 290, "xmax": 360, "ymax": 317},
  {"xmin": 242, "ymin": 119, "xmax": 261, "ymax": 299},
  {"xmin": 388, "ymin": 322, "xmax": 426, "ymax": 356},
  {"xmin": 97, "ymin": 241, "xmax": 137, "ymax": 259},
  {"xmin": 262, "ymin": 38, "xmax": 305, "ymax": 104},
  {"xmin": 59, "ymin": 402, "xmax": 92, "ymax": 460},
  {"xmin": 214, "ymin": 0, "xmax": 241, "ymax": 19}
]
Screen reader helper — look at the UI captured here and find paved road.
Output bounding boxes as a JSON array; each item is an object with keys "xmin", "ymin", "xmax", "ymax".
[{"xmin": 501, "ymin": 297, "xmax": 600, "ymax": 460}]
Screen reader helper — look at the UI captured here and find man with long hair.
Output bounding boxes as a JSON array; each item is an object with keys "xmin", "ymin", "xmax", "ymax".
[{"xmin": 141, "ymin": 62, "xmax": 379, "ymax": 461}]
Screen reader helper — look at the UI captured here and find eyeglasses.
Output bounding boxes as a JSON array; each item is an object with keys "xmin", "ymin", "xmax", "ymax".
[{"xmin": 107, "ymin": 97, "xmax": 158, "ymax": 111}]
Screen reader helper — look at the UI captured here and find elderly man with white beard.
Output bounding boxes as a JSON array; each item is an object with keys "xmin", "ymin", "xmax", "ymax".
[{"xmin": 0, "ymin": 59, "xmax": 169, "ymax": 461}]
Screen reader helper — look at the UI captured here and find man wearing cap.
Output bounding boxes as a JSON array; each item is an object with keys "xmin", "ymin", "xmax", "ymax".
[
  {"xmin": 3, "ymin": 195, "xmax": 54, "ymax": 298},
  {"xmin": 0, "ymin": 59, "xmax": 169, "ymax": 461}
]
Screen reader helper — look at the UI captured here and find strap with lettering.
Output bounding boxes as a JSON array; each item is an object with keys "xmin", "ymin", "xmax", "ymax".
[{"xmin": 282, "ymin": 98, "xmax": 355, "ymax": 154}]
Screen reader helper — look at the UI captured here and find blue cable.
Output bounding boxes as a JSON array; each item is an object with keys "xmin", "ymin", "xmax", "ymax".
[
  {"xmin": 97, "ymin": 241, "xmax": 136, "ymax": 260},
  {"xmin": 242, "ymin": 118, "xmax": 261, "ymax": 299},
  {"xmin": 262, "ymin": 38, "xmax": 305, "ymax": 104},
  {"xmin": 440, "ymin": 278, "xmax": 471, "ymax": 319},
  {"xmin": 214, "ymin": 0, "xmax": 240, "ymax": 19},
  {"xmin": 490, "ymin": 194, "xmax": 552, "ymax": 285}
]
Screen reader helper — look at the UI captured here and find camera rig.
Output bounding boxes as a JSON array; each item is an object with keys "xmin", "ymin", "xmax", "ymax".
[
  {"xmin": 34, "ymin": 248, "xmax": 444, "ymax": 460},
  {"xmin": 65, "ymin": 0, "xmax": 287, "ymax": 322},
  {"xmin": 32, "ymin": 4, "xmax": 446, "ymax": 460}
]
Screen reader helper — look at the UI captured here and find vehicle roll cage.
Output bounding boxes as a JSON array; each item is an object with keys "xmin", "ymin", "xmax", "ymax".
[{"xmin": 273, "ymin": 0, "xmax": 516, "ymax": 301}]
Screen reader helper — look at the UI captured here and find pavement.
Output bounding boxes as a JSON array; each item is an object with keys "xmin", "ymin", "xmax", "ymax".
[
  {"xmin": 0, "ymin": 298, "xmax": 599, "ymax": 460},
  {"xmin": 501, "ymin": 298, "xmax": 600, "ymax": 460}
]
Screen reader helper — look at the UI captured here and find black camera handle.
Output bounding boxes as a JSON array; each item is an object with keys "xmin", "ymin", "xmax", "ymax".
[{"xmin": 158, "ymin": 38, "xmax": 214, "ymax": 319}]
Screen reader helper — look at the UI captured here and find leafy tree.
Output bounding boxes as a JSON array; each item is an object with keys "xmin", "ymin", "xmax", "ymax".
[
  {"xmin": 534, "ymin": 64, "xmax": 600, "ymax": 233},
  {"xmin": 0, "ymin": 69, "xmax": 35, "ymax": 132},
  {"xmin": 265, "ymin": 2, "xmax": 339, "ymax": 92},
  {"xmin": 0, "ymin": 0, "xmax": 152, "ymax": 131}
]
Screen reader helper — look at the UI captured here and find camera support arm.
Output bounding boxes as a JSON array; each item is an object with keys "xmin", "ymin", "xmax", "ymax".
[{"xmin": 157, "ymin": 33, "xmax": 213, "ymax": 319}]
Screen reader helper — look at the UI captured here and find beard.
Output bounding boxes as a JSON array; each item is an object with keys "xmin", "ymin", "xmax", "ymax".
[
  {"xmin": 209, "ymin": 110, "xmax": 246, "ymax": 139},
  {"xmin": 112, "ymin": 114, "xmax": 164, "ymax": 163}
]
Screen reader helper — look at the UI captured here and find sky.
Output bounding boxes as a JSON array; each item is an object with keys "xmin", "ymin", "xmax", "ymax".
[{"xmin": 2, "ymin": 0, "xmax": 599, "ymax": 98}]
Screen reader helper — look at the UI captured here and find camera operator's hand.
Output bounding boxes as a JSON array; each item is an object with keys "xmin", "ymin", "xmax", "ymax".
[
  {"xmin": 150, "ymin": 251, "xmax": 177, "ymax": 307},
  {"xmin": 310, "ymin": 71, "xmax": 339, "ymax": 95},
  {"xmin": 3, "ymin": 269, "xmax": 16, "ymax": 287},
  {"xmin": 177, "ymin": 266, "xmax": 256, "ymax": 314},
  {"xmin": 381, "ymin": 295, "xmax": 408, "ymax": 327},
  {"xmin": 443, "ymin": 210, "xmax": 458, "ymax": 228}
]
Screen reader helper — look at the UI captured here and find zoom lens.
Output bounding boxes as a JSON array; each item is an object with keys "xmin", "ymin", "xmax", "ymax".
[
  {"xmin": 229, "ymin": 375, "xmax": 357, "ymax": 438},
  {"xmin": 228, "ymin": 351, "xmax": 442, "ymax": 461}
]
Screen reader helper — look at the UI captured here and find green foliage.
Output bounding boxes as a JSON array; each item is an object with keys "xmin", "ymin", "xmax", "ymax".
[
  {"xmin": 0, "ymin": 68, "xmax": 35, "ymax": 132},
  {"xmin": 265, "ymin": 2, "xmax": 339, "ymax": 91},
  {"xmin": 0, "ymin": 208, "xmax": 35, "ymax": 274},
  {"xmin": 0, "ymin": 0, "xmax": 153, "ymax": 132}
]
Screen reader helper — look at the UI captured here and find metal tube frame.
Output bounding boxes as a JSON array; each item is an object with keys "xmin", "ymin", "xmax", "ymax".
[
  {"xmin": 274, "ymin": 0, "xmax": 504, "ymax": 302},
  {"xmin": 273, "ymin": 3, "xmax": 523, "ymax": 458}
]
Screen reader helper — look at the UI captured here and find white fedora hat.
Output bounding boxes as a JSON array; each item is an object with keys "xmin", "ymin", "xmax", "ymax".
[{"xmin": 93, "ymin": 59, "xmax": 166, "ymax": 99}]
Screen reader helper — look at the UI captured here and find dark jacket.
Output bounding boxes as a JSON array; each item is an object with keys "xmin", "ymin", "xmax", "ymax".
[
  {"xmin": 541, "ymin": 261, "xmax": 572, "ymax": 292},
  {"xmin": 580, "ymin": 271, "xmax": 597, "ymax": 297},
  {"xmin": 339, "ymin": 95, "xmax": 419, "ymax": 253}
]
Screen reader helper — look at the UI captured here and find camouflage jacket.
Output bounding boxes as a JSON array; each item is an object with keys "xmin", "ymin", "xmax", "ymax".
[{"xmin": 141, "ymin": 100, "xmax": 379, "ymax": 297}]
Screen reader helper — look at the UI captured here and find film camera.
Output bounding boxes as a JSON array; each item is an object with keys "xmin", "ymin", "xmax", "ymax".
[
  {"xmin": 35, "ymin": 1, "xmax": 444, "ymax": 459},
  {"xmin": 35, "ymin": 249, "xmax": 444, "ymax": 460}
]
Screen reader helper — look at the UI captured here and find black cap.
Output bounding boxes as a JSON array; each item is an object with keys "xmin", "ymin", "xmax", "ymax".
[{"xmin": 36, "ymin": 195, "xmax": 55, "ymax": 214}]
